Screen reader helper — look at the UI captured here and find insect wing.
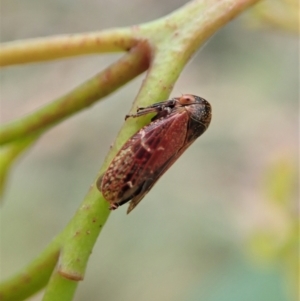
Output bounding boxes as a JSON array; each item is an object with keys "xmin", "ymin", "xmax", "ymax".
[
  {"xmin": 127, "ymin": 152, "xmax": 179, "ymax": 213},
  {"xmin": 126, "ymin": 115, "xmax": 204, "ymax": 213},
  {"xmin": 100, "ymin": 109, "xmax": 190, "ymax": 212},
  {"xmin": 98, "ymin": 94, "xmax": 212, "ymax": 213}
]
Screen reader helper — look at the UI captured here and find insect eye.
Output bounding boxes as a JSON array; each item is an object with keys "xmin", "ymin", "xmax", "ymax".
[{"xmin": 179, "ymin": 95, "xmax": 195, "ymax": 105}]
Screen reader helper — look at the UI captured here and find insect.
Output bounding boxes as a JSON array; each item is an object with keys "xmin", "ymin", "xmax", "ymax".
[{"xmin": 97, "ymin": 94, "xmax": 212, "ymax": 214}]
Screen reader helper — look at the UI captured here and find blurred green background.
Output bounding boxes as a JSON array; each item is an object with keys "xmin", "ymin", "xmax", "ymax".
[{"xmin": 0, "ymin": 1, "xmax": 298, "ymax": 301}]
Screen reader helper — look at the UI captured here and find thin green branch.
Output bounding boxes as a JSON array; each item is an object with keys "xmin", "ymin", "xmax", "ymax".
[
  {"xmin": 42, "ymin": 273, "xmax": 77, "ymax": 301},
  {"xmin": 102, "ymin": 0, "xmax": 262, "ymax": 167},
  {"xmin": 0, "ymin": 174, "xmax": 112, "ymax": 301},
  {"xmin": 0, "ymin": 238, "xmax": 60, "ymax": 301},
  {"xmin": 0, "ymin": 42, "xmax": 150, "ymax": 145},
  {"xmin": 0, "ymin": 1, "xmax": 263, "ymax": 300},
  {"xmin": 0, "ymin": 28, "xmax": 137, "ymax": 66},
  {"xmin": 126, "ymin": 0, "xmax": 262, "ymax": 113},
  {"xmin": 58, "ymin": 188, "xmax": 110, "ymax": 280},
  {"xmin": 0, "ymin": 172, "xmax": 112, "ymax": 301},
  {"xmin": 0, "ymin": 136, "xmax": 38, "ymax": 197},
  {"xmin": 42, "ymin": 181, "xmax": 111, "ymax": 299}
]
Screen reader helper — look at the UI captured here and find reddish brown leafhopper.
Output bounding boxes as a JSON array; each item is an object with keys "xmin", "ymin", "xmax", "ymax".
[{"xmin": 97, "ymin": 94, "xmax": 212, "ymax": 213}]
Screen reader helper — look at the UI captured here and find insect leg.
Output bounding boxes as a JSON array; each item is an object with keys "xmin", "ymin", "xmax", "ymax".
[
  {"xmin": 126, "ymin": 178, "xmax": 154, "ymax": 213},
  {"xmin": 109, "ymin": 203, "xmax": 119, "ymax": 210},
  {"xmin": 125, "ymin": 99, "xmax": 176, "ymax": 120}
]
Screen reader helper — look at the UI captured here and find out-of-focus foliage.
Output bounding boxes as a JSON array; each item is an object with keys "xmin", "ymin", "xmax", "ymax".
[
  {"xmin": 249, "ymin": 0, "xmax": 299, "ymax": 33},
  {"xmin": 247, "ymin": 155, "xmax": 298, "ymax": 299},
  {"xmin": 0, "ymin": 0, "xmax": 298, "ymax": 301}
]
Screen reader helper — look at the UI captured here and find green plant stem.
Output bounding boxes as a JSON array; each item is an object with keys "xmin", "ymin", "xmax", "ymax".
[
  {"xmin": 42, "ymin": 184, "xmax": 111, "ymax": 300},
  {"xmin": 0, "ymin": 238, "xmax": 60, "ymax": 301},
  {"xmin": 58, "ymin": 188, "xmax": 110, "ymax": 280},
  {"xmin": 0, "ymin": 135, "xmax": 38, "ymax": 197},
  {"xmin": 0, "ymin": 28, "xmax": 137, "ymax": 66},
  {"xmin": 0, "ymin": 42, "xmax": 150, "ymax": 145},
  {"xmin": 100, "ymin": 0, "xmax": 261, "ymax": 169},
  {"xmin": 42, "ymin": 273, "xmax": 77, "ymax": 301},
  {"xmin": 0, "ymin": 0, "xmax": 262, "ymax": 300},
  {"xmin": 0, "ymin": 179, "xmax": 111, "ymax": 301}
]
